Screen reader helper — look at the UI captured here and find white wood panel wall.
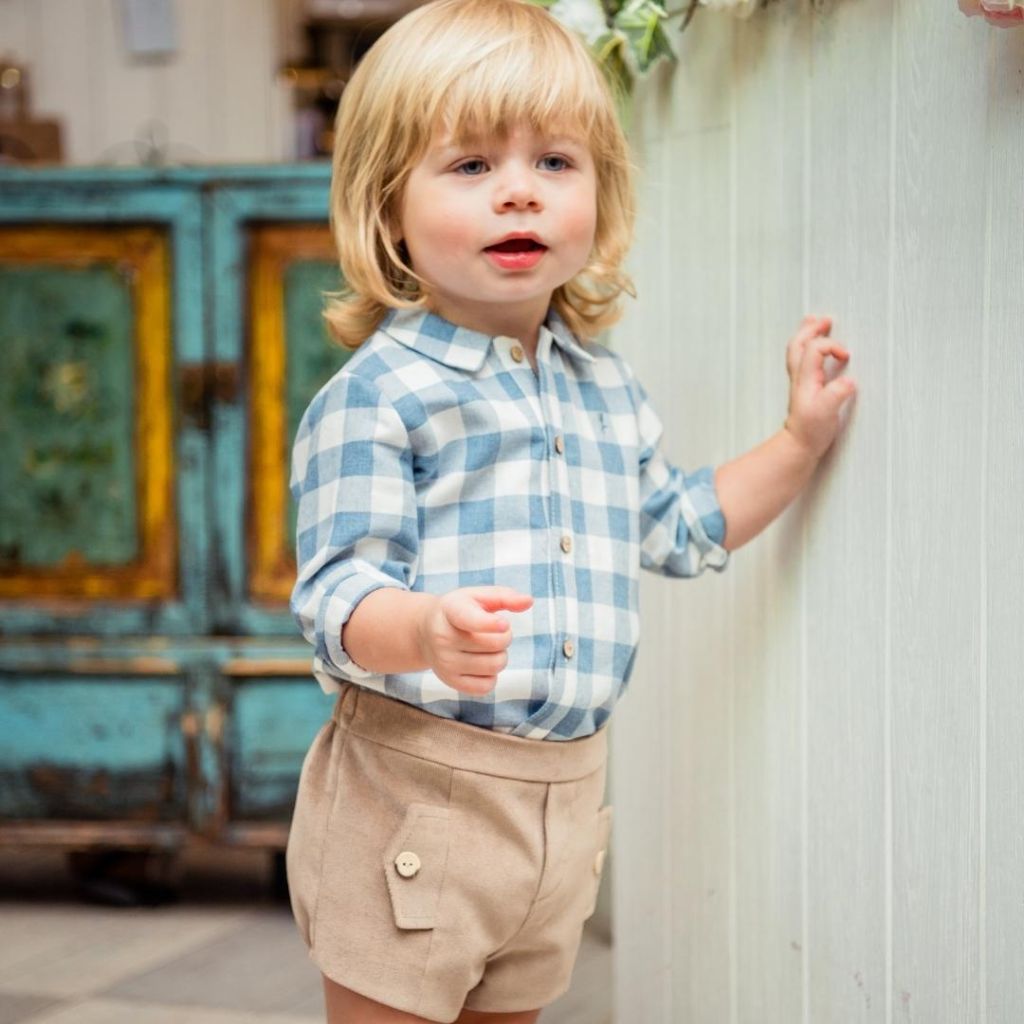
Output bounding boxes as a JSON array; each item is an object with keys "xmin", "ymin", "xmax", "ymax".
[
  {"xmin": 611, "ymin": 2, "xmax": 1024, "ymax": 1022},
  {"xmin": 0, "ymin": 0, "xmax": 300, "ymax": 164}
]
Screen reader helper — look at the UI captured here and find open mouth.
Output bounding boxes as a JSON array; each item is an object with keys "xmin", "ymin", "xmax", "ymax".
[{"xmin": 484, "ymin": 238, "xmax": 547, "ymax": 253}]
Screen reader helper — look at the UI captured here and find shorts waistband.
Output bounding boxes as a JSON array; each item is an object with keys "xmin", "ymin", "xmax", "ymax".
[{"xmin": 331, "ymin": 681, "xmax": 607, "ymax": 783}]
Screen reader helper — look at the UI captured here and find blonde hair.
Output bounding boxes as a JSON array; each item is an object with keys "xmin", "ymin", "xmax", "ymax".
[{"xmin": 323, "ymin": 0, "xmax": 637, "ymax": 349}]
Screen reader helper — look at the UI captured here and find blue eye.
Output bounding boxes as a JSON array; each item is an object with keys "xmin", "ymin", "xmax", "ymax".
[
  {"xmin": 455, "ymin": 159, "xmax": 487, "ymax": 176},
  {"xmin": 540, "ymin": 154, "xmax": 570, "ymax": 171}
]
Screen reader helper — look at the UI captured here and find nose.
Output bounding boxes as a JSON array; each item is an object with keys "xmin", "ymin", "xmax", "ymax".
[{"xmin": 493, "ymin": 162, "xmax": 542, "ymax": 212}]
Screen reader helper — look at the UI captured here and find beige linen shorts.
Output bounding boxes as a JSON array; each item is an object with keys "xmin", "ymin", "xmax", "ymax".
[{"xmin": 285, "ymin": 680, "xmax": 612, "ymax": 1023}]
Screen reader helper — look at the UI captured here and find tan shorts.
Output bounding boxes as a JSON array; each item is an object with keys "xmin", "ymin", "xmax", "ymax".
[{"xmin": 285, "ymin": 680, "xmax": 612, "ymax": 1023}]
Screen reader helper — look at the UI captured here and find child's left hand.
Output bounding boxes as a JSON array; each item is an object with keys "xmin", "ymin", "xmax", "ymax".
[{"xmin": 782, "ymin": 315, "xmax": 857, "ymax": 461}]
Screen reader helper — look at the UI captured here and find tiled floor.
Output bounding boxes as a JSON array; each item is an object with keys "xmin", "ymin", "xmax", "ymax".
[{"xmin": 0, "ymin": 846, "xmax": 612, "ymax": 1023}]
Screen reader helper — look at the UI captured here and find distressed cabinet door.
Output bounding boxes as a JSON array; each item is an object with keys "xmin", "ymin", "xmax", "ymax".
[
  {"xmin": 0, "ymin": 660, "xmax": 191, "ymax": 836},
  {"xmin": 205, "ymin": 180, "xmax": 355, "ymax": 635},
  {"xmin": 0, "ymin": 179, "xmax": 210, "ymax": 635},
  {"xmin": 0, "ymin": 167, "xmax": 341, "ymax": 847}
]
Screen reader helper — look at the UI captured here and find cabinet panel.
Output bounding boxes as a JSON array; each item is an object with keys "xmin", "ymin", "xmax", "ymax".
[
  {"xmin": 0, "ymin": 225, "xmax": 175, "ymax": 601},
  {"xmin": 0, "ymin": 672, "xmax": 189, "ymax": 822},
  {"xmin": 0, "ymin": 175, "xmax": 209, "ymax": 636},
  {"xmin": 206, "ymin": 180, "xmax": 348, "ymax": 635},
  {"xmin": 226, "ymin": 676, "xmax": 334, "ymax": 821}
]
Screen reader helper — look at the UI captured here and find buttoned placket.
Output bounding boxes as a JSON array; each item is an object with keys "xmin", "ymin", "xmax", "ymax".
[{"xmin": 503, "ymin": 329, "xmax": 580, "ymax": 734}]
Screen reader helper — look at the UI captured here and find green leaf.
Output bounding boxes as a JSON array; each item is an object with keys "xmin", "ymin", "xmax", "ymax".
[
  {"xmin": 612, "ymin": 0, "xmax": 676, "ymax": 73},
  {"xmin": 593, "ymin": 30, "xmax": 634, "ymax": 100}
]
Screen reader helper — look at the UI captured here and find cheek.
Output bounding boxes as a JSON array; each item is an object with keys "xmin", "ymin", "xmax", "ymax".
[
  {"xmin": 404, "ymin": 198, "xmax": 479, "ymax": 261},
  {"xmin": 562, "ymin": 193, "xmax": 598, "ymax": 251}
]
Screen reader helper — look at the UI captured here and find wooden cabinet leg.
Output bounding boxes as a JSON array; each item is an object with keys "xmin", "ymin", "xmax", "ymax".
[{"xmin": 66, "ymin": 847, "xmax": 181, "ymax": 907}]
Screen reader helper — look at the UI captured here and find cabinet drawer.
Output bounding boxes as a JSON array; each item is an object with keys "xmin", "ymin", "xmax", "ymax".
[
  {"xmin": 0, "ymin": 674, "xmax": 188, "ymax": 821},
  {"xmin": 228, "ymin": 677, "xmax": 334, "ymax": 822}
]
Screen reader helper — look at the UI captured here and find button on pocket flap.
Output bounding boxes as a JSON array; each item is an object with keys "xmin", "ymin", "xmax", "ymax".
[{"xmin": 382, "ymin": 802, "xmax": 451, "ymax": 930}]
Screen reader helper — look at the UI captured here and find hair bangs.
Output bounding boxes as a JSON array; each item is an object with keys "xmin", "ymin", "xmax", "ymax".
[{"xmin": 430, "ymin": 32, "xmax": 604, "ymax": 153}]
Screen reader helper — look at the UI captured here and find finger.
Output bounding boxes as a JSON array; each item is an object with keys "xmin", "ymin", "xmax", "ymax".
[
  {"xmin": 825, "ymin": 376, "xmax": 857, "ymax": 404},
  {"xmin": 471, "ymin": 587, "xmax": 534, "ymax": 613},
  {"xmin": 803, "ymin": 341, "xmax": 851, "ymax": 385},
  {"xmin": 458, "ymin": 630, "xmax": 515, "ymax": 654},
  {"xmin": 461, "ymin": 650, "xmax": 509, "ymax": 675},
  {"xmin": 794, "ymin": 316, "xmax": 832, "ymax": 346},
  {"xmin": 451, "ymin": 674, "xmax": 498, "ymax": 696},
  {"xmin": 445, "ymin": 601, "xmax": 511, "ymax": 634},
  {"xmin": 788, "ymin": 317, "xmax": 832, "ymax": 377},
  {"xmin": 444, "ymin": 588, "xmax": 532, "ymax": 634}
]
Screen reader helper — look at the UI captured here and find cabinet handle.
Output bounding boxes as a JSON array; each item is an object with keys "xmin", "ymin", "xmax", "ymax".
[
  {"xmin": 204, "ymin": 703, "xmax": 225, "ymax": 743},
  {"xmin": 178, "ymin": 362, "xmax": 240, "ymax": 429}
]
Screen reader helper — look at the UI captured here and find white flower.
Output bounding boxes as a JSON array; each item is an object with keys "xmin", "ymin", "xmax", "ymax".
[
  {"xmin": 548, "ymin": 0, "xmax": 610, "ymax": 45},
  {"xmin": 699, "ymin": 0, "xmax": 759, "ymax": 18}
]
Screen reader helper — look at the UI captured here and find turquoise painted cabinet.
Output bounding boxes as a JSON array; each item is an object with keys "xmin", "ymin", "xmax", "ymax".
[{"xmin": 0, "ymin": 166, "xmax": 348, "ymax": 863}]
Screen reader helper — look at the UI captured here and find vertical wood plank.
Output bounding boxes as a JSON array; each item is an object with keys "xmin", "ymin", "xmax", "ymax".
[
  {"xmin": 2, "ymin": 0, "xmax": 287, "ymax": 164},
  {"xmin": 663, "ymin": 124, "xmax": 734, "ymax": 1024},
  {"xmin": 890, "ymin": 1, "xmax": 987, "ymax": 1020},
  {"xmin": 657, "ymin": 12, "xmax": 736, "ymax": 1023},
  {"xmin": 0, "ymin": 0, "xmax": 31, "ymax": 62},
  {"xmin": 612, "ymin": 136, "xmax": 675, "ymax": 1024},
  {"xmin": 92, "ymin": 0, "xmax": 163, "ymax": 163},
  {"xmin": 219, "ymin": 0, "xmax": 275, "ymax": 160},
  {"xmin": 804, "ymin": 1, "xmax": 892, "ymax": 1021},
  {"xmin": 157, "ymin": 0, "xmax": 218, "ymax": 161},
  {"xmin": 28, "ymin": 0, "xmax": 96, "ymax": 164},
  {"xmin": 983, "ymin": 24, "xmax": 1024, "ymax": 1024},
  {"xmin": 731, "ymin": 5, "xmax": 810, "ymax": 1020}
]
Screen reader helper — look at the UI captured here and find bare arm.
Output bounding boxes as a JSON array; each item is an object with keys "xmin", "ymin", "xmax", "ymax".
[
  {"xmin": 713, "ymin": 427, "xmax": 817, "ymax": 552},
  {"xmin": 342, "ymin": 588, "xmax": 438, "ymax": 674},
  {"xmin": 714, "ymin": 315, "xmax": 858, "ymax": 552},
  {"xmin": 341, "ymin": 585, "xmax": 533, "ymax": 694}
]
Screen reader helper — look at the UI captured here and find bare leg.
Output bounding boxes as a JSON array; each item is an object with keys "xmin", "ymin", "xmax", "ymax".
[
  {"xmin": 322, "ymin": 974, "xmax": 542, "ymax": 1024},
  {"xmin": 456, "ymin": 1008, "xmax": 542, "ymax": 1023}
]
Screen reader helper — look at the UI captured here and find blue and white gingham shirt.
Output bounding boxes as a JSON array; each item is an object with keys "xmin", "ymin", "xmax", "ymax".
[{"xmin": 290, "ymin": 304, "xmax": 730, "ymax": 740}]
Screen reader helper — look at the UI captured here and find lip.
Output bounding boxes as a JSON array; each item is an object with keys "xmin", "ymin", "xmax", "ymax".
[
  {"xmin": 484, "ymin": 246, "xmax": 547, "ymax": 271},
  {"xmin": 483, "ymin": 231, "xmax": 547, "ymax": 250}
]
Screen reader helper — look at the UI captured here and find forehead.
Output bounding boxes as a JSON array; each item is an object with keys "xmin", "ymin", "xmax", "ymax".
[{"xmin": 427, "ymin": 124, "xmax": 590, "ymax": 155}]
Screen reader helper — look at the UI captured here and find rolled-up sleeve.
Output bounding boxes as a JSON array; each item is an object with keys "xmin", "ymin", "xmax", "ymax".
[
  {"xmin": 289, "ymin": 371, "xmax": 418, "ymax": 685},
  {"xmin": 631, "ymin": 373, "xmax": 730, "ymax": 577}
]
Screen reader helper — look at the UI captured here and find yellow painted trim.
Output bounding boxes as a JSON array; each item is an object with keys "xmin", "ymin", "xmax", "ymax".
[
  {"xmin": 248, "ymin": 224, "xmax": 336, "ymax": 604},
  {"xmin": 0, "ymin": 226, "xmax": 176, "ymax": 600}
]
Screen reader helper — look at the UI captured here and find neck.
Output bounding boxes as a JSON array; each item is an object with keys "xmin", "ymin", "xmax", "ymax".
[{"xmin": 424, "ymin": 294, "xmax": 549, "ymax": 353}]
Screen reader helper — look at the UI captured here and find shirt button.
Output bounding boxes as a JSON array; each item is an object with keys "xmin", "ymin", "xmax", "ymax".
[
  {"xmin": 554, "ymin": 434, "xmax": 564, "ymax": 454},
  {"xmin": 560, "ymin": 535, "xmax": 572, "ymax": 554},
  {"xmin": 510, "ymin": 344, "xmax": 524, "ymax": 363},
  {"xmin": 394, "ymin": 851, "xmax": 421, "ymax": 878},
  {"xmin": 563, "ymin": 639, "xmax": 575, "ymax": 659}
]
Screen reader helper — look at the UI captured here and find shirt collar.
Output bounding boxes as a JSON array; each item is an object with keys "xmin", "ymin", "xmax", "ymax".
[{"xmin": 380, "ymin": 304, "xmax": 595, "ymax": 372}]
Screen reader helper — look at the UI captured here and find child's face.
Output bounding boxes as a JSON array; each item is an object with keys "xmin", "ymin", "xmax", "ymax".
[{"xmin": 397, "ymin": 123, "xmax": 597, "ymax": 335}]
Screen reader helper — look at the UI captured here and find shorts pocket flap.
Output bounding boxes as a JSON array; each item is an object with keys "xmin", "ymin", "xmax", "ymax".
[
  {"xmin": 382, "ymin": 802, "xmax": 451, "ymax": 930},
  {"xmin": 585, "ymin": 804, "xmax": 613, "ymax": 919}
]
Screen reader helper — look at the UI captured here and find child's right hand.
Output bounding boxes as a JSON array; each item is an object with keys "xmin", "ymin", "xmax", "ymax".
[{"xmin": 416, "ymin": 586, "xmax": 533, "ymax": 695}]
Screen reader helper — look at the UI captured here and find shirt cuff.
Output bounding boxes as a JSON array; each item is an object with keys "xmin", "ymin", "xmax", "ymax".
[
  {"xmin": 680, "ymin": 465, "xmax": 730, "ymax": 572},
  {"xmin": 322, "ymin": 573, "xmax": 409, "ymax": 681}
]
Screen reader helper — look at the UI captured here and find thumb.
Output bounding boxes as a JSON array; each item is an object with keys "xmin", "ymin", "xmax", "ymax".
[{"xmin": 826, "ymin": 376, "xmax": 856, "ymax": 406}]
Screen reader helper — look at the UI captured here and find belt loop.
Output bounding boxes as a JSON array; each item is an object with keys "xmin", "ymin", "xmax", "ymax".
[{"xmin": 334, "ymin": 681, "xmax": 358, "ymax": 724}]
